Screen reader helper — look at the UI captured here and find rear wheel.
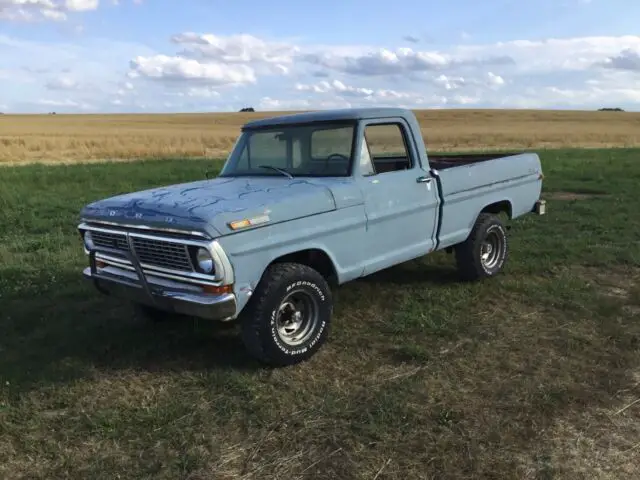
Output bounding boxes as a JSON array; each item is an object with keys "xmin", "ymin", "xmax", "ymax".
[
  {"xmin": 240, "ymin": 262, "xmax": 333, "ymax": 366},
  {"xmin": 454, "ymin": 213, "xmax": 508, "ymax": 281}
]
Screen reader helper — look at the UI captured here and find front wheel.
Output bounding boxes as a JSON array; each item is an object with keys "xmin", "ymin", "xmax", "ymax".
[
  {"xmin": 240, "ymin": 262, "xmax": 333, "ymax": 366},
  {"xmin": 454, "ymin": 213, "xmax": 509, "ymax": 281}
]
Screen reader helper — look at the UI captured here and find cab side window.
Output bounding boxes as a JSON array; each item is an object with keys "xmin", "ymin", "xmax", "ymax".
[{"xmin": 363, "ymin": 123, "xmax": 412, "ymax": 174}]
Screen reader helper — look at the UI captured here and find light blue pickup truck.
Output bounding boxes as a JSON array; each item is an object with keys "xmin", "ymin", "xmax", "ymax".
[{"xmin": 77, "ymin": 107, "xmax": 546, "ymax": 366}]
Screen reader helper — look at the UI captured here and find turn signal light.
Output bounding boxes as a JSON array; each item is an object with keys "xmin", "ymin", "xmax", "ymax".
[
  {"xmin": 228, "ymin": 214, "xmax": 270, "ymax": 230},
  {"xmin": 203, "ymin": 284, "xmax": 234, "ymax": 294}
]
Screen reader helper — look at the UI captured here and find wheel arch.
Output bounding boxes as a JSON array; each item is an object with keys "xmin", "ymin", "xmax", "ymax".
[
  {"xmin": 267, "ymin": 248, "xmax": 339, "ymax": 287},
  {"xmin": 446, "ymin": 201, "xmax": 512, "ymax": 253},
  {"xmin": 480, "ymin": 199, "xmax": 513, "ymax": 219}
]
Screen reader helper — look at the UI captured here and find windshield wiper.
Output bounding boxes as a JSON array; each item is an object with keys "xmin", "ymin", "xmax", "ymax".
[{"xmin": 257, "ymin": 165, "xmax": 293, "ymax": 179}]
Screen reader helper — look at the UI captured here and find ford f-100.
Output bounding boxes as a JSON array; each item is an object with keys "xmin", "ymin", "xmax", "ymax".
[{"xmin": 77, "ymin": 107, "xmax": 546, "ymax": 366}]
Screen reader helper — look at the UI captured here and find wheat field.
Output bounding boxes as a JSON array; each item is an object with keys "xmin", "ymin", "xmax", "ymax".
[{"xmin": 1, "ymin": 109, "xmax": 639, "ymax": 164}]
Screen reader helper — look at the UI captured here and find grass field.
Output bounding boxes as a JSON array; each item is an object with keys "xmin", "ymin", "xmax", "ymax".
[
  {"xmin": 1, "ymin": 146, "xmax": 639, "ymax": 479},
  {"xmin": 1, "ymin": 109, "xmax": 640, "ymax": 164}
]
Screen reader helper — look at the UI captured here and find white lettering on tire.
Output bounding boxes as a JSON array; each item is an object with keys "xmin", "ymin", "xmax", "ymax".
[
  {"xmin": 481, "ymin": 225, "xmax": 507, "ymax": 275},
  {"xmin": 268, "ymin": 280, "xmax": 327, "ymax": 356}
]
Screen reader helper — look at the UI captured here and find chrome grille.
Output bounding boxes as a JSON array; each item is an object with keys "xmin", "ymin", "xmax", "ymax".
[
  {"xmin": 92, "ymin": 231, "xmax": 128, "ymax": 251},
  {"xmin": 131, "ymin": 237, "xmax": 193, "ymax": 272},
  {"xmin": 90, "ymin": 230, "xmax": 195, "ymax": 272}
]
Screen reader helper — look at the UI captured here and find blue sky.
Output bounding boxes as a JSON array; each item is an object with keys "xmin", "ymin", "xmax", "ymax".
[{"xmin": 1, "ymin": 0, "xmax": 639, "ymax": 113}]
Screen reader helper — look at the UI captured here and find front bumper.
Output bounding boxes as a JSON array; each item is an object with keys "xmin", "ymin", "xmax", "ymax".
[{"xmin": 83, "ymin": 244, "xmax": 237, "ymax": 321}]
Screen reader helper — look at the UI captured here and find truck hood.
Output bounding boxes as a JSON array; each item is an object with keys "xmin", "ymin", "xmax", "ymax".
[{"xmin": 80, "ymin": 176, "xmax": 338, "ymax": 237}]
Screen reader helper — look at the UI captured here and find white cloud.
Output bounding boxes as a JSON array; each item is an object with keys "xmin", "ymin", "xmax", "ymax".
[
  {"xmin": 183, "ymin": 87, "xmax": 220, "ymax": 98},
  {"xmin": 128, "ymin": 33, "xmax": 299, "ymax": 90},
  {"xmin": 258, "ymin": 96, "xmax": 352, "ymax": 111},
  {"xmin": 296, "ymin": 80, "xmax": 371, "ymax": 97},
  {"xmin": 500, "ymin": 86, "xmax": 640, "ymax": 109},
  {"xmin": 296, "ymin": 79, "xmax": 425, "ymax": 102},
  {"xmin": 64, "ymin": 0, "xmax": 98, "ymax": 11},
  {"xmin": 487, "ymin": 72, "xmax": 505, "ymax": 86},
  {"xmin": 3, "ymin": 30, "xmax": 640, "ymax": 113},
  {"xmin": 162, "ymin": 86, "xmax": 220, "ymax": 99},
  {"xmin": 129, "ymin": 54, "xmax": 256, "ymax": 85},
  {"xmin": 454, "ymin": 35, "xmax": 640, "ymax": 73},
  {"xmin": 0, "ymin": 34, "xmax": 156, "ymax": 112},
  {"xmin": 0, "ymin": 0, "xmax": 100, "ymax": 22},
  {"xmin": 302, "ymin": 48, "xmax": 453, "ymax": 76},
  {"xmin": 37, "ymin": 98, "xmax": 93, "ymax": 109},
  {"xmin": 299, "ymin": 46, "xmax": 514, "ymax": 77},
  {"xmin": 450, "ymin": 94, "xmax": 480, "ymax": 105},
  {"xmin": 172, "ymin": 32, "xmax": 299, "ymax": 65},
  {"xmin": 433, "ymin": 72, "xmax": 505, "ymax": 90},
  {"xmin": 127, "ymin": 32, "xmax": 299, "ymax": 86},
  {"xmin": 298, "ymin": 35, "xmax": 639, "ymax": 79},
  {"xmin": 600, "ymin": 48, "xmax": 640, "ymax": 71},
  {"xmin": 293, "ymin": 79, "xmax": 447, "ymax": 109},
  {"xmin": 45, "ymin": 75, "xmax": 79, "ymax": 90}
]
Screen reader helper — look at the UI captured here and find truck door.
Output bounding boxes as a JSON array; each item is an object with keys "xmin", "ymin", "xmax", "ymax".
[{"xmin": 356, "ymin": 119, "xmax": 440, "ymax": 275}]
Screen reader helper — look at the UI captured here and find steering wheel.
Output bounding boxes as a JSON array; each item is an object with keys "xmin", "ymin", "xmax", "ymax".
[
  {"xmin": 326, "ymin": 153, "xmax": 349, "ymax": 161},
  {"xmin": 322, "ymin": 153, "xmax": 350, "ymax": 172}
]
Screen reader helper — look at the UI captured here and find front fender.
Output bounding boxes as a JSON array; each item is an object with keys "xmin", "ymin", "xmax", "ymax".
[{"xmin": 217, "ymin": 205, "xmax": 369, "ymax": 314}]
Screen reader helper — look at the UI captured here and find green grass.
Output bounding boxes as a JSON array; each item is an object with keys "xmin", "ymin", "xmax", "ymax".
[{"xmin": 1, "ymin": 149, "xmax": 640, "ymax": 479}]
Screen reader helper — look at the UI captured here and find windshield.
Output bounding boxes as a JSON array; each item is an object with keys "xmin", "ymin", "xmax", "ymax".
[{"xmin": 220, "ymin": 122, "xmax": 356, "ymax": 177}]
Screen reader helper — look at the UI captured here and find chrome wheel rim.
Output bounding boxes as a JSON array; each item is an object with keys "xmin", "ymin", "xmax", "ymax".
[
  {"xmin": 275, "ymin": 289, "xmax": 319, "ymax": 346},
  {"xmin": 480, "ymin": 226, "xmax": 504, "ymax": 270}
]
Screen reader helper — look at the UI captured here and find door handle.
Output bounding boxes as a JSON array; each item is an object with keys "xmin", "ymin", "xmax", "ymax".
[{"xmin": 416, "ymin": 176, "xmax": 432, "ymax": 184}]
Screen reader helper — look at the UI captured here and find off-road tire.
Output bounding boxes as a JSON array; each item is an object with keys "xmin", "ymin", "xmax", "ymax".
[
  {"xmin": 240, "ymin": 262, "xmax": 333, "ymax": 366},
  {"xmin": 454, "ymin": 213, "xmax": 509, "ymax": 281}
]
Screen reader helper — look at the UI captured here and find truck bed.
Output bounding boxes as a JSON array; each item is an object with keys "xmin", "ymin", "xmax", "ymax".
[
  {"xmin": 432, "ymin": 151, "xmax": 543, "ymax": 251},
  {"xmin": 428, "ymin": 152, "xmax": 521, "ymax": 170},
  {"xmin": 371, "ymin": 152, "xmax": 522, "ymax": 174}
]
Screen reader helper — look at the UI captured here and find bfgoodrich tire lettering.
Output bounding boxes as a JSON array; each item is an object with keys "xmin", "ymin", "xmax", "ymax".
[
  {"xmin": 240, "ymin": 262, "xmax": 333, "ymax": 366},
  {"xmin": 455, "ymin": 213, "xmax": 509, "ymax": 281}
]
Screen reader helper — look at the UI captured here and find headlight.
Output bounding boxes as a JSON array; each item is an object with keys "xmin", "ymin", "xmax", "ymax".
[
  {"xmin": 84, "ymin": 231, "xmax": 95, "ymax": 250},
  {"xmin": 196, "ymin": 247, "xmax": 214, "ymax": 273}
]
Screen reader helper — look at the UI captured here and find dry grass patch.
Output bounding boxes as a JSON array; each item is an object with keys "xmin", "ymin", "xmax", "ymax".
[
  {"xmin": 546, "ymin": 191, "xmax": 609, "ymax": 201},
  {"xmin": 566, "ymin": 265, "xmax": 639, "ymax": 301},
  {"xmin": 2, "ymin": 109, "xmax": 640, "ymax": 164}
]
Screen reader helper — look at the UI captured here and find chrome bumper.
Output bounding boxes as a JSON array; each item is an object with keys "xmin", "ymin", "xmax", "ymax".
[{"xmin": 83, "ymin": 246, "xmax": 237, "ymax": 321}]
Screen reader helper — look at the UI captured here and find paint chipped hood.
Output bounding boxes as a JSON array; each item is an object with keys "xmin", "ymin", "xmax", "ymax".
[{"xmin": 80, "ymin": 176, "xmax": 340, "ymax": 237}]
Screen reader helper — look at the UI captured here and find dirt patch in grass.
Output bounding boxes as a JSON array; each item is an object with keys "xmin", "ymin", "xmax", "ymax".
[
  {"xmin": 566, "ymin": 265, "xmax": 638, "ymax": 300},
  {"xmin": 531, "ymin": 408, "xmax": 640, "ymax": 480},
  {"xmin": 546, "ymin": 191, "xmax": 609, "ymax": 201},
  {"xmin": 623, "ymin": 305, "xmax": 640, "ymax": 316}
]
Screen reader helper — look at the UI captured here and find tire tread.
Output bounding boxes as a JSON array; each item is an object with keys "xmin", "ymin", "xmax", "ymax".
[
  {"xmin": 455, "ymin": 213, "xmax": 508, "ymax": 281},
  {"xmin": 240, "ymin": 262, "xmax": 331, "ymax": 366}
]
